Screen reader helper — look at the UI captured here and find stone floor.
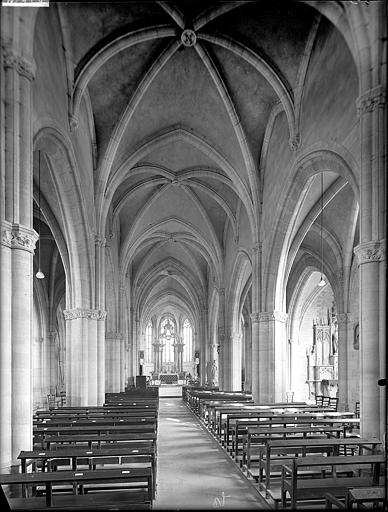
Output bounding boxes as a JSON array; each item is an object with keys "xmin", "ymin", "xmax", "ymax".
[{"xmin": 153, "ymin": 397, "xmax": 267, "ymax": 510}]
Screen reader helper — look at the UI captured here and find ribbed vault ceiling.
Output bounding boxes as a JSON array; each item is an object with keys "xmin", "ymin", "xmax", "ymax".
[{"xmin": 60, "ymin": 0, "xmax": 352, "ymax": 325}]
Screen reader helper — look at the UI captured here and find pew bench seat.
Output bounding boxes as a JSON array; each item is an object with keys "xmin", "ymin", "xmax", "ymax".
[{"xmin": 7, "ymin": 490, "xmax": 151, "ymax": 510}]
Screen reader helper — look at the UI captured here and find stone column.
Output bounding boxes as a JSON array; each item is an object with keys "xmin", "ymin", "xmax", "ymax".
[
  {"xmin": 1, "ymin": 224, "xmax": 38, "ymax": 466},
  {"xmin": 64, "ymin": 308, "xmax": 105, "ymax": 405},
  {"xmin": 256, "ymin": 311, "xmax": 288, "ymax": 403},
  {"xmin": 354, "ymin": 242, "xmax": 386, "ymax": 437},
  {"xmin": 48, "ymin": 330, "xmax": 58, "ymax": 394},
  {"xmin": 217, "ymin": 288, "xmax": 226, "ymax": 389},
  {"xmin": 95, "ymin": 237, "xmax": 106, "ymax": 405},
  {"xmin": 1, "ymin": 43, "xmax": 37, "ymax": 467},
  {"xmin": 337, "ymin": 313, "xmax": 350, "ymax": 411},
  {"xmin": 105, "ymin": 332, "xmax": 122, "ymax": 393},
  {"xmin": 250, "ymin": 313, "xmax": 260, "ymax": 403},
  {"xmin": 0, "ymin": 224, "xmax": 13, "ymax": 471},
  {"xmin": 231, "ymin": 332, "xmax": 242, "ymax": 391},
  {"xmin": 97, "ymin": 313, "xmax": 106, "ymax": 404},
  {"xmin": 153, "ymin": 342, "xmax": 163, "ymax": 373},
  {"xmin": 250, "ymin": 244, "xmax": 261, "ymax": 402},
  {"xmin": 244, "ymin": 321, "xmax": 252, "ymax": 392},
  {"xmin": 354, "ymin": 85, "xmax": 386, "ymax": 439}
]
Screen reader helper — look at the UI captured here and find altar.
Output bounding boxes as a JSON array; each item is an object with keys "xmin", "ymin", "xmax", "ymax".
[
  {"xmin": 159, "ymin": 373, "xmax": 179, "ymax": 384},
  {"xmin": 151, "ymin": 373, "xmax": 186, "ymax": 385}
]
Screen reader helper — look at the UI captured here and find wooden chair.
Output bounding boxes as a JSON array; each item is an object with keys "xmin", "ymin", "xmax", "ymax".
[
  {"xmin": 355, "ymin": 401, "xmax": 360, "ymax": 418},
  {"xmin": 322, "ymin": 396, "xmax": 330, "ymax": 407},
  {"xmin": 47, "ymin": 394, "xmax": 56, "ymax": 410},
  {"xmin": 286, "ymin": 391, "xmax": 294, "ymax": 403},
  {"xmin": 60, "ymin": 391, "xmax": 66, "ymax": 407},
  {"xmin": 328, "ymin": 397, "xmax": 338, "ymax": 411},
  {"xmin": 315, "ymin": 395, "xmax": 324, "ymax": 406}
]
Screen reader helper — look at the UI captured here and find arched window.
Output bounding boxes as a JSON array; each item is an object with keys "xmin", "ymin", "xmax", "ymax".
[
  {"xmin": 145, "ymin": 321, "xmax": 153, "ymax": 362},
  {"xmin": 183, "ymin": 319, "xmax": 193, "ymax": 362},
  {"xmin": 160, "ymin": 317, "xmax": 176, "ymax": 363}
]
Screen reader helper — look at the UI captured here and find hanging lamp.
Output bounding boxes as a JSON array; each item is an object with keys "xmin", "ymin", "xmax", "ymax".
[
  {"xmin": 36, "ymin": 150, "xmax": 45, "ymax": 279},
  {"xmin": 317, "ymin": 171, "xmax": 326, "ymax": 287}
]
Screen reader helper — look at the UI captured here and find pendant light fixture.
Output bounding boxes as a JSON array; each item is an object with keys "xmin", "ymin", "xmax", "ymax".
[
  {"xmin": 36, "ymin": 150, "xmax": 45, "ymax": 279},
  {"xmin": 317, "ymin": 171, "xmax": 326, "ymax": 287}
]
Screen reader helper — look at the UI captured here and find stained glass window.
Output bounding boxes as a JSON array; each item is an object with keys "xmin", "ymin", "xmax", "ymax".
[{"xmin": 160, "ymin": 317, "xmax": 175, "ymax": 363}]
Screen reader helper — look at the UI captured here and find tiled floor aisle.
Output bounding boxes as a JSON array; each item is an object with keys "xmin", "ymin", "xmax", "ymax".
[{"xmin": 153, "ymin": 398, "xmax": 266, "ymax": 510}]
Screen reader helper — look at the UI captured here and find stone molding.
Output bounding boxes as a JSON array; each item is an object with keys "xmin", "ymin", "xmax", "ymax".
[
  {"xmin": 354, "ymin": 240, "xmax": 386, "ymax": 265},
  {"xmin": 1, "ymin": 222, "xmax": 38, "ymax": 253},
  {"xmin": 2, "ymin": 46, "xmax": 36, "ymax": 81},
  {"xmin": 356, "ymin": 85, "xmax": 386, "ymax": 117},
  {"xmin": 251, "ymin": 311, "xmax": 288, "ymax": 323},
  {"xmin": 105, "ymin": 331, "xmax": 123, "ymax": 339},
  {"xmin": 63, "ymin": 308, "xmax": 107, "ymax": 320}
]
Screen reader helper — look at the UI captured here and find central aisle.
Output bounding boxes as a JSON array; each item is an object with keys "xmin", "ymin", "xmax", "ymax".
[{"xmin": 153, "ymin": 397, "xmax": 266, "ymax": 510}]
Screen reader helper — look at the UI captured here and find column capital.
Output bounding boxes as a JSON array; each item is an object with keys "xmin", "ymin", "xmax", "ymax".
[
  {"xmin": 94, "ymin": 235, "xmax": 107, "ymax": 248},
  {"xmin": 63, "ymin": 308, "xmax": 107, "ymax": 321},
  {"xmin": 354, "ymin": 239, "xmax": 386, "ymax": 265},
  {"xmin": 356, "ymin": 85, "xmax": 386, "ymax": 117},
  {"xmin": 2, "ymin": 45, "xmax": 36, "ymax": 81},
  {"xmin": 1, "ymin": 222, "xmax": 38, "ymax": 253}
]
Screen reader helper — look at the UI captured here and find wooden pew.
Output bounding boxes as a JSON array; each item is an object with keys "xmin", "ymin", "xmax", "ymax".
[
  {"xmin": 33, "ymin": 417, "xmax": 156, "ymax": 428},
  {"xmin": 280, "ymin": 454, "xmax": 384, "ymax": 508},
  {"xmin": 19, "ymin": 443, "xmax": 157, "ymax": 498},
  {"xmin": 37, "ymin": 432, "xmax": 157, "ymax": 450},
  {"xmin": 221, "ymin": 408, "xmax": 343, "ymax": 448},
  {"xmin": 0, "ymin": 467, "xmax": 153, "ymax": 508},
  {"xmin": 325, "ymin": 486, "xmax": 386, "ymax": 509},
  {"xmin": 260, "ymin": 437, "xmax": 381, "ymax": 496},
  {"xmin": 236, "ymin": 424, "xmax": 343, "ymax": 466},
  {"xmin": 35, "ymin": 410, "xmax": 158, "ymax": 422}
]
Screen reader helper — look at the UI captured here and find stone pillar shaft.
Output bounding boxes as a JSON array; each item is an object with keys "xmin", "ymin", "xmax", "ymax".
[
  {"xmin": 64, "ymin": 308, "xmax": 106, "ymax": 405},
  {"xmin": 336, "ymin": 313, "xmax": 350, "ymax": 411},
  {"xmin": 217, "ymin": 288, "xmax": 225, "ymax": 389},
  {"xmin": 0, "ymin": 239, "xmax": 12, "ymax": 470},
  {"xmin": 355, "ymin": 85, "xmax": 386, "ymax": 439},
  {"xmin": 254, "ymin": 311, "xmax": 288, "ymax": 403},
  {"xmin": 1, "ymin": 44, "xmax": 36, "ymax": 469}
]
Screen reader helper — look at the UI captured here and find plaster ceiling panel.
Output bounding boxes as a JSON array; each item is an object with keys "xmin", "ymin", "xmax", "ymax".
[
  {"xmin": 140, "ymin": 140, "xmax": 220, "ymax": 172},
  {"xmin": 129, "ymin": 185, "xmax": 220, "ymax": 246},
  {"xmin": 132, "ymin": 242, "xmax": 205, "ymax": 285},
  {"xmin": 203, "ymin": 0, "xmax": 315, "ymax": 89},
  {"xmin": 289, "ymin": 172, "xmax": 339, "ymax": 246},
  {"xmin": 186, "ymin": 187, "xmax": 227, "ymax": 247},
  {"xmin": 321, "ymin": 184, "xmax": 357, "ymax": 248},
  {"xmin": 88, "ymin": 39, "xmax": 164, "ymax": 157},
  {"xmin": 151, "ymin": 276, "xmax": 191, "ymax": 298},
  {"xmin": 112, "ymin": 46, "xmax": 246, "ymax": 180},
  {"xmin": 300, "ymin": 231, "xmax": 337, "ymax": 274},
  {"xmin": 208, "ymin": 42, "xmax": 277, "ymax": 165},
  {"xmin": 118, "ymin": 185, "xmax": 161, "ymax": 239},
  {"xmin": 189, "ymin": 177, "xmax": 239, "ymax": 211},
  {"xmin": 178, "ymin": 1, "xmax": 218, "ymax": 20},
  {"xmin": 62, "ymin": 2, "xmax": 169, "ymax": 67}
]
